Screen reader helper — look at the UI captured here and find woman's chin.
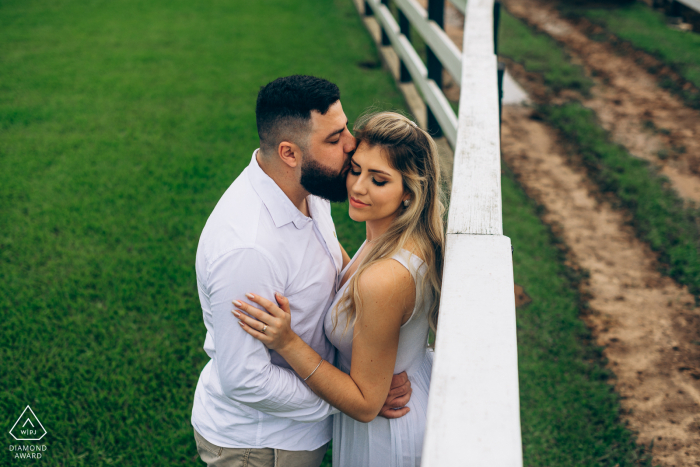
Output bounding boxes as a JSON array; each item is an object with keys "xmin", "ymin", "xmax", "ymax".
[
  {"xmin": 347, "ymin": 206, "xmax": 367, "ymax": 222},
  {"xmin": 348, "ymin": 211, "xmax": 362, "ymax": 222}
]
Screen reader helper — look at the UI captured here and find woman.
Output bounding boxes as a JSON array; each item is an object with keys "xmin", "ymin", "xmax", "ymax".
[{"xmin": 233, "ymin": 111, "xmax": 445, "ymax": 467}]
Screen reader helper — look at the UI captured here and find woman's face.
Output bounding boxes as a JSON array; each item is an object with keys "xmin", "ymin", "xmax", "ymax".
[{"xmin": 346, "ymin": 142, "xmax": 408, "ymax": 223}]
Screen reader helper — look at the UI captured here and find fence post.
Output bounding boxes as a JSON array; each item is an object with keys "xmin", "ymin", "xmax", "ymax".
[
  {"xmin": 498, "ymin": 61, "xmax": 505, "ymax": 125},
  {"xmin": 670, "ymin": 0, "xmax": 681, "ymax": 16},
  {"xmin": 493, "ymin": 0, "xmax": 501, "ymax": 55},
  {"xmin": 426, "ymin": 0, "xmax": 444, "ymax": 137},
  {"xmin": 398, "ymin": 9, "xmax": 412, "ymax": 83},
  {"xmin": 380, "ymin": 0, "xmax": 391, "ymax": 45},
  {"xmin": 494, "ymin": 0, "xmax": 503, "ymax": 124}
]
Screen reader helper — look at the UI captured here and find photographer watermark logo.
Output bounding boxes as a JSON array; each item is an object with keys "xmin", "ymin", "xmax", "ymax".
[
  {"xmin": 7, "ymin": 406, "xmax": 48, "ymax": 460},
  {"xmin": 9, "ymin": 406, "xmax": 46, "ymax": 441}
]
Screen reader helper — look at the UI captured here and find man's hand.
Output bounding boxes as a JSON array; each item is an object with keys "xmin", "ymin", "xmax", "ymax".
[{"xmin": 378, "ymin": 371, "xmax": 412, "ymax": 419}]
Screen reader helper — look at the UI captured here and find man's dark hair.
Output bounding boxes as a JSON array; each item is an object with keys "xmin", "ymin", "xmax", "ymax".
[{"xmin": 256, "ymin": 75, "xmax": 340, "ymax": 155}]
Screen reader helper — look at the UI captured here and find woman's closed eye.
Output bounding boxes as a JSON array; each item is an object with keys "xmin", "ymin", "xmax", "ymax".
[{"xmin": 350, "ymin": 168, "xmax": 387, "ymax": 186}]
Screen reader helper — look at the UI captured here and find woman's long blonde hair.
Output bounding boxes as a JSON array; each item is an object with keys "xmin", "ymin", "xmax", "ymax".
[{"xmin": 333, "ymin": 111, "xmax": 446, "ymax": 344}]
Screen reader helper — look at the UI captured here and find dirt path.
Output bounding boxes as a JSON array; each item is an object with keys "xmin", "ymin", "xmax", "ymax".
[
  {"xmin": 502, "ymin": 0, "xmax": 700, "ymax": 203},
  {"xmin": 501, "ymin": 104, "xmax": 700, "ymax": 466}
]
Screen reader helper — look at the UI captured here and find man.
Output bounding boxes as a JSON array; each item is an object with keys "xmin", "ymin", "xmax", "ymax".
[{"xmin": 191, "ymin": 75, "xmax": 411, "ymax": 467}]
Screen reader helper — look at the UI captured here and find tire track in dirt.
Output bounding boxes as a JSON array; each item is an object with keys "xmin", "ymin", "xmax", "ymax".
[
  {"xmin": 503, "ymin": 0, "xmax": 700, "ymax": 203},
  {"xmin": 502, "ymin": 104, "xmax": 700, "ymax": 466}
]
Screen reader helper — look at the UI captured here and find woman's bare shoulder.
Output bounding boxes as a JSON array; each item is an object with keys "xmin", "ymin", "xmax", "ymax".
[
  {"xmin": 357, "ymin": 257, "xmax": 414, "ymax": 297},
  {"xmin": 355, "ymin": 259, "xmax": 415, "ymax": 325}
]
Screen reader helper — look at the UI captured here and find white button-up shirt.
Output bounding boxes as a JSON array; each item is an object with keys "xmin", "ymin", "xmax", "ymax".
[{"xmin": 191, "ymin": 150, "xmax": 342, "ymax": 450}]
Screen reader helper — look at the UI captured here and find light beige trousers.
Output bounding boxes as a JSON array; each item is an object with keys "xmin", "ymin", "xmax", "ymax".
[{"xmin": 194, "ymin": 429, "xmax": 328, "ymax": 467}]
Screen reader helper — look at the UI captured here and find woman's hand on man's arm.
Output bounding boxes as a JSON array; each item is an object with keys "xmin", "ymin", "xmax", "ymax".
[{"xmin": 234, "ymin": 261, "xmax": 415, "ymax": 422}]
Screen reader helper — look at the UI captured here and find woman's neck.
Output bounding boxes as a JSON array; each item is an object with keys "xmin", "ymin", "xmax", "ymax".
[{"xmin": 365, "ymin": 215, "xmax": 396, "ymax": 243}]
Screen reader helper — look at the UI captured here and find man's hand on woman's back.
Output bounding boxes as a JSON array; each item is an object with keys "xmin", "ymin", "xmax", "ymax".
[{"xmin": 379, "ymin": 371, "xmax": 412, "ymax": 419}]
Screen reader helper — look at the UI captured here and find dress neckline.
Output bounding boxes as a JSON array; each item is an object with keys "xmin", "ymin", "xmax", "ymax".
[
  {"xmin": 338, "ymin": 240, "xmax": 425, "ymax": 291},
  {"xmin": 338, "ymin": 240, "xmax": 368, "ymax": 290}
]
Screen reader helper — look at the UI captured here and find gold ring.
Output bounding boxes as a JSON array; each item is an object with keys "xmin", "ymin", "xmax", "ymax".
[{"xmin": 261, "ymin": 324, "xmax": 268, "ymax": 334}]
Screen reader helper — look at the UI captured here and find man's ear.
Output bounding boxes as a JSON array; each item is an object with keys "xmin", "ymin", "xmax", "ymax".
[{"xmin": 277, "ymin": 141, "xmax": 302, "ymax": 169}]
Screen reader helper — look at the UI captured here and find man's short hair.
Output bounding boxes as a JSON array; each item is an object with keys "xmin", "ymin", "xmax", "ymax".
[{"xmin": 256, "ymin": 75, "xmax": 340, "ymax": 155}]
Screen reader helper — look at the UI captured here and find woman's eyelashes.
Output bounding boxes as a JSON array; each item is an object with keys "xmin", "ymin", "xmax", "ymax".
[{"xmin": 350, "ymin": 168, "xmax": 388, "ymax": 187}]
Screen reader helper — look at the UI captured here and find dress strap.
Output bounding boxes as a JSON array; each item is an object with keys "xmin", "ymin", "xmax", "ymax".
[
  {"xmin": 390, "ymin": 249, "xmax": 428, "ymax": 327},
  {"xmin": 390, "ymin": 249, "xmax": 427, "ymax": 280}
]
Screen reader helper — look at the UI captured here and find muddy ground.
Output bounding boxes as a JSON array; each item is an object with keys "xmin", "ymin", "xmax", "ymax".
[
  {"xmin": 493, "ymin": 1, "xmax": 700, "ymax": 464},
  {"xmin": 502, "ymin": 105, "xmax": 700, "ymax": 466},
  {"xmin": 503, "ymin": 0, "xmax": 700, "ymax": 203}
]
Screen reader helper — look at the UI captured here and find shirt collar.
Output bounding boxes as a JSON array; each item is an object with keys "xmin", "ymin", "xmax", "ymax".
[{"xmin": 247, "ymin": 149, "xmax": 312, "ymax": 230}]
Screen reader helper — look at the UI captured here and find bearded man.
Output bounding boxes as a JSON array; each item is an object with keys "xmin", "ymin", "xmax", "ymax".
[{"xmin": 191, "ymin": 75, "xmax": 411, "ymax": 467}]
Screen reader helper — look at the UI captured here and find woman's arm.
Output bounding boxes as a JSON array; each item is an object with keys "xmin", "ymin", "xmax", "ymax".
[{"xmin": 235, "ymin": 259, "xmax": 416, "ymax": 423}]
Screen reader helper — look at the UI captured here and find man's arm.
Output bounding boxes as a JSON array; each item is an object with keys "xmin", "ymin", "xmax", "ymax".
[
  {"xmin": 208, "ymin": 247, "xmax": 337, "ymax": 422},
  {"xmin": 235, "ymin": 259, "xmax": 415, "ymax": 423}
]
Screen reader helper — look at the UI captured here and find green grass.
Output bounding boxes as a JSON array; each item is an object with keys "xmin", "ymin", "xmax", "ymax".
[
  {"xmin": 499, "ymin": 10, "xmax": 593, "ymax": 95},
  {"xmin": 0, "ymin": 0, "xmax": 661, "ymax": 465},
  {"xmin": 539, "ymin": 102, "xmax": 700, "ymax": 300},
  {"xmin": 499, "ymin": 6, "xmax": 700, "ymax": 303},
  {"xmin": 503, "ymin": 169, "xmax": 653, "ymax": 466},
  {"xmin": 562, "ymin": 2, "xmax": 700, "ymax": 107},
  {"xmin": 0, "ymin": 0, "xmax": 400, "ymax": 464}
]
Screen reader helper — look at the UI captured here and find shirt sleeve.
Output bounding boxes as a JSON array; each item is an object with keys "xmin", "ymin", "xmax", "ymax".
[{"xmin": 207, "ymin": 247, "xmax": 339, "ymax": 422}]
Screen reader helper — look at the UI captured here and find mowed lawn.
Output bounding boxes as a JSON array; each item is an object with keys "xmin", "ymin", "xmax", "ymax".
[
  {"xmin": 1, "ymin": 0, "xmax": 647, "ymax": 465},
  {"xmin": 0, "ymin": 0, "xmax": 401, "ymax": 464}
]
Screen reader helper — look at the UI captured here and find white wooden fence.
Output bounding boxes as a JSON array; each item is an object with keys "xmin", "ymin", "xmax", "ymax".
[
  {"xmin": 676, "ymin": 0, "xmax": 700, "ymax": 14},
  {"xmin": 356, "ymin": 0, "xmax": 524, "ymax": 465}
]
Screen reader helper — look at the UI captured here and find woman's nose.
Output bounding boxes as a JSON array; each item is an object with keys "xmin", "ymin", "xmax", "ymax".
[{"xmin": 351, "ymin": 177, "xmax": 368, "ymax": 195}]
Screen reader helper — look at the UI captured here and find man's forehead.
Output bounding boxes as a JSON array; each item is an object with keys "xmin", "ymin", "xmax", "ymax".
[{"xmin": 310, "ymin": 101, "xmax": 346, "ymax": 129}]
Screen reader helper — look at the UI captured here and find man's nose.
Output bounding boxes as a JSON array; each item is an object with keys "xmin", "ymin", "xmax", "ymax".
[{"xmin": 344, "ymin": 134, "xmax": 357, "ymax": 154}]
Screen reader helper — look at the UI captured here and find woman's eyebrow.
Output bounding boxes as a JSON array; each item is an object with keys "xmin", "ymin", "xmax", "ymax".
[
  {"xmin": 351, "ymin": 160, "xmax": 391, "ymax": 177},
  {"xmin": 368, "ymin": 169, "xmax": 391, "ymax": 176}
]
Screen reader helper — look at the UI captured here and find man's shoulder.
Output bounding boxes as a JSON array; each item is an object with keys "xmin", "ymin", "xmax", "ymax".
[{"xmin": 198, "ymin": 170, "xmax": 266, "ymax": 260}]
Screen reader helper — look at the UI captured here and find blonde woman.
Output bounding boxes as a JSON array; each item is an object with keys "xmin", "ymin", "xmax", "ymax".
[{"xmin": 234, "ymin": 111, "xmax": 445, "ymax": 467}]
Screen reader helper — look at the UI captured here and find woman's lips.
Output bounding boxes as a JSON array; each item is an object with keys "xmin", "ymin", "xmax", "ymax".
[{"xmin": 349, "ymin": 197, "xmax": 369, "ymax": 208}]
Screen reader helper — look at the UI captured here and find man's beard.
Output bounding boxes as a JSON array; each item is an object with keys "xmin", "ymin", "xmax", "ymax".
[{"xmin": 300, "ymin": 151, "xmax": 348, "ymax": 203}]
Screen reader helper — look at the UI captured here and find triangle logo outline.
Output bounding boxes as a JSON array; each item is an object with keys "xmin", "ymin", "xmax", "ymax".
[{"xmin": 9, "ymin": 406, "xmax": 47, "ymax": 441}]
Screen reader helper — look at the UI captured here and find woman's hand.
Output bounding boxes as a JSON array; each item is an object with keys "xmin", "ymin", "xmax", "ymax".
[{"xmin": 233, "ymin": 292, "xmax": 298, "ymax": 352}]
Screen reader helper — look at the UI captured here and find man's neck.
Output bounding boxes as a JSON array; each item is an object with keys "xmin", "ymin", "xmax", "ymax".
[{"xmin": 257, "ymin": 150, "xmax": 310, "ymax": 217}]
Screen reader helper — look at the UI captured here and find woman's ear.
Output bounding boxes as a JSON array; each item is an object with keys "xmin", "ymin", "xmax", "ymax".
[{"xmin": 277, "ymin": 141, "xmax": 302, "ymax": 168}]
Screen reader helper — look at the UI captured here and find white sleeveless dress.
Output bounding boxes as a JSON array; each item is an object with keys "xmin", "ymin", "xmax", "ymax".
[{"xmin": 324, "ymin": 241, "xmax": 434, "ymax": 467}]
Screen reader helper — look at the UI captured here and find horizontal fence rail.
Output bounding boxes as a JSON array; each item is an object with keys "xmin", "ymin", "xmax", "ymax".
[
  {"xmin": 365, "ymin": 0, "xmax": 458, "ymax": 145},
  {"xmin": 355, "ymin": 0, "xmax": 524, "ymax": 465},
  {"xmin": 394, "ymin": 0, "xmax": 462, "ymax": 83},
  {"xmin": 677, "ymin": 0, "xmax": 700, "ymax": 14},
  {"xmin": 448, "ymin": 0, "xmax": 466, "ymax": 14}
]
